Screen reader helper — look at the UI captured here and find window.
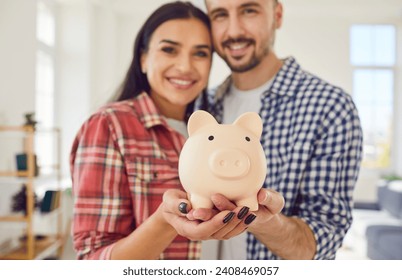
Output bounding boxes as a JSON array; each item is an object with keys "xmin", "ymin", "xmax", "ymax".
[
  {"xmin": 350, "ymin": 24, "xmax": 396, "ymax": 169},
  {"xmin": 35, "ymin": 1, "xmax": 56, "ymax": 175}
]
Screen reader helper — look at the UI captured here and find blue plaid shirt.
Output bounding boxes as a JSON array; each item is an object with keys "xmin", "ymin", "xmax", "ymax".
[{"xmin": 202, "ymin": 57, "xmax": 363, "ymax": 259}]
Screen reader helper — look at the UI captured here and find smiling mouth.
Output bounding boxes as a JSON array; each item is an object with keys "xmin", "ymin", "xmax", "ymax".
[
  {"xmin": 228, "ymin": 42, "xmax": 250, "ymax": 51},
  {"xmin": 223, "ymin": 39, "xmax": 254, "ymax": 58},
  {"xmin": 168, "ymin": 78, "xmax": 195, "ymax": 88}
]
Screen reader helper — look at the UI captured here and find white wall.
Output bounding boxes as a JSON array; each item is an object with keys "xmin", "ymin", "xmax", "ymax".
[
  {"xmin": 395, "ymin": 25, "xmax": 402, "ymax": 176},
  {"xmin": 90, "ymin": 3, "xmax": 119, "ymax": 109},
  {"xmin": 0, "ymin": 0, "xmax": 37, "ymax": 173},
  {"xmin": 0, "ymin": 0, "xmax": 36, "ymax": 126},
  {"xmin": 56, "ymin": 1, "xmax": 92, "ymax": 177}
]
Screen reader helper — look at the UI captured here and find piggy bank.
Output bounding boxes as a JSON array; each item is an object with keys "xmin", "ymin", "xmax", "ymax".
[{"xmin": 178, "ymin": 110, "xmax": 267, "ymax": 211}]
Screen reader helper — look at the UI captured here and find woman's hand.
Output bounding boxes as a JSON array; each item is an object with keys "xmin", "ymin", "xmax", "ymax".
[
  {"xmin": 161, "ymin": 189, "xmax": 253, "ymax": 240},
  {"xmin": 211, "ymin": 188, "xmax": 285, "ymax": 234}
]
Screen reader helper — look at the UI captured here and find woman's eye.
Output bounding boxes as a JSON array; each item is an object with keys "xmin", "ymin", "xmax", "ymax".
[
  {"xmin": 161, "ymin": 47, "xmax": 175, "ymax": 54},
  {"xmin": 195, "ymin": 51, "xmax": 209, "ymax": 58}
]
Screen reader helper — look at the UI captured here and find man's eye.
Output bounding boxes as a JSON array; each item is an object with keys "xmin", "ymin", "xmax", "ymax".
[
  {"xmin": 161, "ymin": 47, "xmax": 175, "ymax": 54},
  {"xmin": 243, "ymin": 8, "xmax": 257, "ymax": 15},
  {"xmin": 212, "ymin": 12, "xmax": 227, "ymax": 21}
]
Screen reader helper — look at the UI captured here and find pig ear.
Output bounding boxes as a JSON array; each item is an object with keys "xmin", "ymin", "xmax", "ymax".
[
  {"xmin": 187, "ymin": 110, "xmax": 218, "ymax": 136},
  {"xmin": 233, "ymin": 112, "xmax": 263, "ymax": 138}
]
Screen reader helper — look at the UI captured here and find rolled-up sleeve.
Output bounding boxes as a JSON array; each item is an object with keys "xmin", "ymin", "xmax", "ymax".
[{"xmin": 297, "ymin": 101, "xmax": 363, "ymax": 259}]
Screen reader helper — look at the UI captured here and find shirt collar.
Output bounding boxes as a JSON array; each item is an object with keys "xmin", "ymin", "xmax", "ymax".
[
  {"xmin": 268, "ymin": 56, "xmax": 303, "ymax": 98},
  {"xmin": 213, "ymin": 56, "xmax": 303, "ymax": 102},
  {"xmin": 134, "ymin": 92, "xmax": 167, "ymax": 129}
]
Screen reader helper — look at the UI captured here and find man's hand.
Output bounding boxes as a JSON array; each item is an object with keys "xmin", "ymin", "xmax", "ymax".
[
  {"xmin": 248, "ymin": 189, "xmax": 285, "ymax": 232},
  {"xmin": 211, "ymin": 189, "xmax": 316, "ymax": 259},
  {"xmin": 211, "ymin": 188, "xmax": 285, "ymax": 232}
]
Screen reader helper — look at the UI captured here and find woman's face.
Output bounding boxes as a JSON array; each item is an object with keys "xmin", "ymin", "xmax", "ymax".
[{"xmin": 141, "ymin": 18, "xmax": 212, "ymax": 120}]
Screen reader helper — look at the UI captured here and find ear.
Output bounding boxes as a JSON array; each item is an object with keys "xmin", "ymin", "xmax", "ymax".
[
  {"xmin": 274, "ymin": 2, "xmax": 283, "ymax": 29},
  {"xmin": 233, "ymin": 112, "xmax": 263, "ymax": 138},
  {"xmin": 140, "ymin": 52, "xmax": 147, "ymax": 74},
  {"xmin": 188, "ymin": 110, "xmax": 218, "ymax": 136}
]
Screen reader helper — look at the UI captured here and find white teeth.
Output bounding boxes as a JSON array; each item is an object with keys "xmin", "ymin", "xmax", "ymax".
[
  {"xmin": 170, "ymin": 79, "xmax": 192, "ymax": 86},
  {"xmin": 229, "ymin": 43, "xmax": 248, "ymax": 50}
]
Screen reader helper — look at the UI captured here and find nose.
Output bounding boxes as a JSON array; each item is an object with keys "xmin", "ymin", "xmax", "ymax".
[
  {"xmin": 227, "ymin": 14, "xmax": 246, "ymax": 39},
  {"xmin": 209, "ymin": 148, "xmax": 250, "ymax": 179},
  {"xmin": 175, "ymin": 53, "xmax": 193, "ymax": 73}
]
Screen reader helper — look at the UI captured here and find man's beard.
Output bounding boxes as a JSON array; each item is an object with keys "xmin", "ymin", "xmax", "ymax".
[
  {"xmin": 220, "ymin": 33, "xmax": 274, "ymax": 73},
  {"xmin": 228, "ymin": 48, "xmax": 268, "ymax": 73}
]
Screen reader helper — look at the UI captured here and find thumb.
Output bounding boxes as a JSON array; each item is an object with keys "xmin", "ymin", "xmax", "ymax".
[
  {"xmin": 163, "ymin": 189, "xmax": 192, "ymax": 216},
  {"xmin": 258, "ymin": 189, "xmax": 285, "ymax": 214}
]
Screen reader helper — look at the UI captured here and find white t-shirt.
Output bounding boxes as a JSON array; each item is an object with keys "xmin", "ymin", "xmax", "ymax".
[
  {"xmin": 220, "ymin": 78, "xmax": 273, "ymax": 260},
  {"xmin": 166, "ymin": 118, "xmax": 188, "ymax": 139},
  {"xmin": 223, "ymin": 79, "xmax": 273, "ymax": 124}
]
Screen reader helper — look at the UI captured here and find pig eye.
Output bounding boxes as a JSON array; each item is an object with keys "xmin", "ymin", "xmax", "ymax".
[
  {"xmin": 208, "ymin": 135, "xmax": 214, "ymax": 141},
  {"xmin": 245, "ymin": 136, "xmax": 251, "ymax": 142}
]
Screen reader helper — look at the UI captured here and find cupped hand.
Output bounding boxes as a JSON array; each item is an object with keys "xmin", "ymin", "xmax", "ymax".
[
  {"xmin": 211, "ymin": 188, "xmax": 285, "ymax": 233},
  {"xmin": 161, "ymin": 189, "xmax": 253, "ymax": 241}
]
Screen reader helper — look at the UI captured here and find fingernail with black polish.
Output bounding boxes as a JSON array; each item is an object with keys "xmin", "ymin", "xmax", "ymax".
[
  {"xmin": 223, "ymin": 212, "xmax": 235, "ymax": 223},
  {"xmin": 244, "ymin": 214, "xmax": 257, "ymax": 225},
  {"xmin": 237, "ymin": 206, "xmax": 249, "ymax": 219},
  {"xmin": 178, "ymin": 202, "xmax": 188, "ymax": 214}
]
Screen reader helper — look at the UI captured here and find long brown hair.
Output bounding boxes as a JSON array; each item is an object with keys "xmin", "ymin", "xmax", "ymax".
[{"xmin": 114, "ymin": 2, "xmax": 211, "ymax": 119}]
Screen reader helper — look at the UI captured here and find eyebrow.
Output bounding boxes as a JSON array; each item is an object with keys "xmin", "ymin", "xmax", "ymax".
[
  {"xmin": 159, "ymin": 39, "xmax": 179, "ymax": 46},
  {"xmin": 195, "ymin": 45, "xmax": 212, "ymax": 51},
  {"xmin": 240, "ymin": 2, "xmax": 261, "ymax": 9},
  {"xmin": 209, "ymin": 2, "xmax": 261, "ymax": 17},
  {"xmin": 159, "ymin": 39, "xmax": 211, "ymax": 51}
]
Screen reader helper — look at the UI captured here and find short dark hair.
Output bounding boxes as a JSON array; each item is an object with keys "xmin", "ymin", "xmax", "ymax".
[{"xmin": 115, "ymin": 2, "xmax": 211, "ymax": 104}]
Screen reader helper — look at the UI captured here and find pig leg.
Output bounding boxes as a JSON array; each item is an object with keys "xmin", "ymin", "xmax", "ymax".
[
  {"xmin": 236, "ymin": 197, "xmax": 259, "ymax": 212},
  {"xmin": 190, "ymin": 193, "xmax": 214, "ymax": 209}
]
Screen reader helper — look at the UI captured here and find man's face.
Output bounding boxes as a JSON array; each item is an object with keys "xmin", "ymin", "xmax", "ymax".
[{"xmin": 205, "ymin": 0, "xmax": 282, "ymax": 73}]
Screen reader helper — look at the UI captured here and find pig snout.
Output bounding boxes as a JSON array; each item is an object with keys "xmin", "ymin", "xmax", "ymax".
[{"xmin": 208, "ymin": 148, "xmax": 250, "ymax": 179}]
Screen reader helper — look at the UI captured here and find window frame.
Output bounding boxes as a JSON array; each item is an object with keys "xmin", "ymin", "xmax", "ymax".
[
  {"xmin": 350, "ymin": 23, "xmax": 397, "ymax": 171},
  {"xmin": 35, "ymin": 0, "xmax": 57, "ymax": 175}
]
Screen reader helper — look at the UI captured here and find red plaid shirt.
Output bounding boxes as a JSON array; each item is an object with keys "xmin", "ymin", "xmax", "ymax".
[{"xmin": 70, "ymin": 92, "xmax": 201, "ymax": 259}]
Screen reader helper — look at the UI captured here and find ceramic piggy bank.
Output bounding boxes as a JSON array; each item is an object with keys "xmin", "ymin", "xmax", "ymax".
[{"xmin": 178, "ymin": 110, "xmax": 267, "ymax": 211}]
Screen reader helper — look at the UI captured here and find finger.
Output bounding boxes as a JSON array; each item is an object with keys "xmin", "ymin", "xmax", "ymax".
[
  {"xmin": 185, "ymin": 209, "xmax": 197, "ymax": 221},
  {"xmin": 257, "ymin": 189, "xmax": 285, "ymax": 214},
  {"xmin": 163, "ymin": 189, "xmax": 192, "ymax": 216},
  {"xmin": 180, "ymin": 210, "xmax": 235, "ymax": 240},
  {"xmin": 189, "ymin": 208, "xmax": 219, "ymax": 221},
  {"xmin": 211, "ymin": 206, "xmax": 250, "ymax": 239},
  {"xmin": 220, "ymin": 221, "xmax": 249, "ymax": 240},
  {"xmin": 211, "ymin": 193, "xmax": 236, "ymax": 211}
]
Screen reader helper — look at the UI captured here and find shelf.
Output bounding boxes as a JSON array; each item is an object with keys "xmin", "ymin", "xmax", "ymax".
[
  {"xmin": 0, "ymin": 235, "xmax": 62, "ymax": 260},
  {"xmin": 0, "ymin": 126, "xmax": 34, "ymax": 132},
  {"xmin": 0, "ymin": 171, "xmax": 29, "ymax": 177},
  {"xmin": 0, "ymin": 215, "xmax": 28, "ymax": 222},
  {"xmin": 0, "ymin": 209, "xmax": 61, "ymax": 223},
  {"xmin": 0, "ymin": 125, "xmax": 63, "ymax": 260}
]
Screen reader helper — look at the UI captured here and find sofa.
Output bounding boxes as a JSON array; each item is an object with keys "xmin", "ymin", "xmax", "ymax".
[
  {"xmin": 344, "ymin": 180, "xmax": 402, "ymax": 259},
  {"xmin": 366, "ymin": 180, "xmax": 402, "ymax": 259}
]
